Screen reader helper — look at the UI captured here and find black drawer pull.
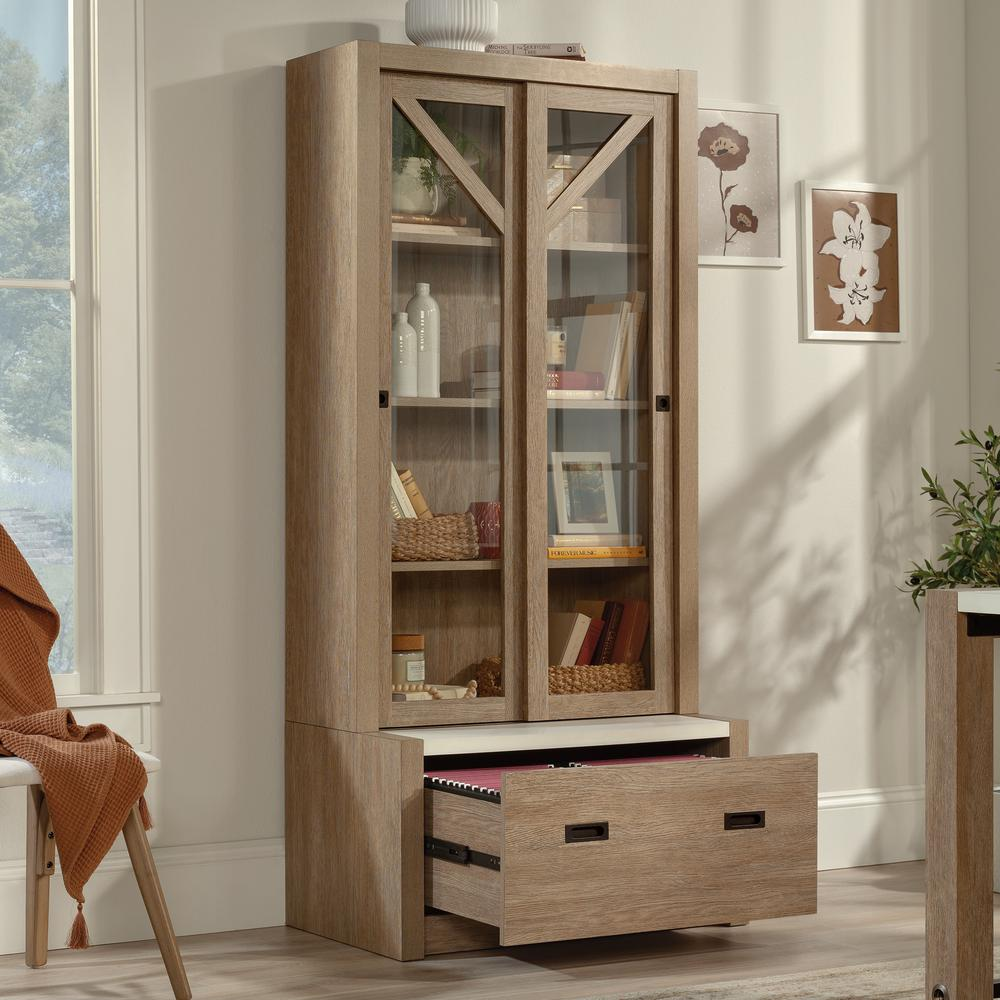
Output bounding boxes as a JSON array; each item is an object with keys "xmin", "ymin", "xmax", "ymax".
[
  {"xmin": 565, "ymin": 821, "xmax": 609, "ymax": 843},
  {"xmin": 725, "ymin": 810, "xmax": 765, "ymax": 830}
]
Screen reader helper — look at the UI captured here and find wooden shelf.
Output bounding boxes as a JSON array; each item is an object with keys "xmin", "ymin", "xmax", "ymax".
[
  {"xmin": 393, "ymin": 396, "xmax": 497, "ymax": 409},
  {"xmin": 548, "ymin": 240, "xmax": 648, "ymax": 254},
  {"xmin": 393, "ymin": 397, "xmax": 647, "ymax": 410},
  {"xmin": 392, "ymin": 227, "xmax": 498, "ymax": 252},
  {"xmin": 547, "ymin": 398, "xmax": 647, "ymax": 410},
  {"xmin": 385, "ymin": 696, "xmax": 508, "ymax": 728},
  {"xmin": 391, "ymin": 228, "xmax": 645, "ymax": 256},
  {"xmin": 548, "ymin": 558, "xmax": 649, "ymax": 570},
  {"xmin": 392, "ymin": 559, "xmax": 501, "ymax": 572}
]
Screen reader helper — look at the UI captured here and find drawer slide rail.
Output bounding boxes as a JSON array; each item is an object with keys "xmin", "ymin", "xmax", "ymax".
[{"xmin": 424, "ymin": 836, "xmax": 501, "ymax": 872}]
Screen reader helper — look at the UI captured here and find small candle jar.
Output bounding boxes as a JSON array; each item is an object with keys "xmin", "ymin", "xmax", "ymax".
[
  {"xmin": 545, "ymin": 321, "xmax": 566, "ymax": 369},
  {"xmin": 392, "ymin": 634, "xmax": 426, "ymax": 685}
]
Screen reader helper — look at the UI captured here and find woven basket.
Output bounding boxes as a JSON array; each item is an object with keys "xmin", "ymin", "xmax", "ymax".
[
  {"xmin": 548, "ymin": 662, "xmax": 645, "ymax": 695},
  {"xmin": 476, "ymin": 657, "xmax": 645, "ymax": 696},
  {"xmin": 392, "ymin": 512, "xmax": 479, "ymax": 562},
  {"xmin": 476, "ymin": 656, "xmax": 503, "ymax": 697}
]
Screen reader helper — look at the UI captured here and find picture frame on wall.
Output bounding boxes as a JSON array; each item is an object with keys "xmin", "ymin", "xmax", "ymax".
[
  {"xmin": 800, "ymin": 180, "xmax": 905, "ymax": 343},
  {"xmin": 697, "ymin": 100, "xmax": 783, "ymax": 267},
  {"xmin": 551, "ymin": 451, "xmax": 619, "ymax": 535}
]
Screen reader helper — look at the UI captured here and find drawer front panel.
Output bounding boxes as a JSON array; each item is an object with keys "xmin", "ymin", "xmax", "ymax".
[{"xmin": 500, "ymin": 754, "xmax": 817, "ymax": 946}]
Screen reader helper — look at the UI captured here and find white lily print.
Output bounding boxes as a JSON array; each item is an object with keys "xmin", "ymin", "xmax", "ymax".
[
  {"xmin": 820, "ymin": 201, "xmax": 891, "ymax": 284},
  {"xmin": 828, "ymin": 278, "xmax": 886, "ymax": 325}
]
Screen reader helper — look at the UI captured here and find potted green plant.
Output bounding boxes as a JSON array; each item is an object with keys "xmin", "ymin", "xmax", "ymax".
[
  {"xmin": 391, "ymin": 111, "xmax": 483, "ymax": 217},
  {"xmin": 904, "ymin": 424, "xmax": 1000, "ymax": 604}
]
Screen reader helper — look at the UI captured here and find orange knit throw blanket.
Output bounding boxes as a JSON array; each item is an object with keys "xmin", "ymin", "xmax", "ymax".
[{"xmin": 0, "ymin": 526, "xmax": 150, "ymax": 948}]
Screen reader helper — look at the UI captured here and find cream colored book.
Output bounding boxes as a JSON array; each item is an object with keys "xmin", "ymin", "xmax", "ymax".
[{"xmin": 398, "ymin": 468, "xmax": 433, "ymax": 519}]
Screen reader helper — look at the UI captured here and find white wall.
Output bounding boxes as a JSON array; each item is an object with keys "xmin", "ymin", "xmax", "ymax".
[
  {"xmin": 966, "ymin": 0, "xmax": 1000, "ymax": 787},
  {"xmin": 0, "ymin": 0, "xmax": 975, "ymax": 952}
]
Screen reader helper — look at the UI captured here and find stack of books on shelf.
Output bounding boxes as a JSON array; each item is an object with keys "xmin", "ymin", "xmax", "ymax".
[
  {"xmin": 485, "ymin": 42, "xmax": 586, "ymax": 61},
  {"xmin": 472, "ymin": 370, "xmax": 501, "ymax": 399},
  {"xmin": 390, "ymin": 464, "xmax": 432, "ymax": 519},
  {"xmin": 550, "ymin": 291, "xmax": 646, "ymax": 401},
  {"xmin": 546, "ymin": 369, "xmax": 604, "ymax": 400},
  {"xmin": 547, "ymin": 534, "xmax": 645, "ymax": 560},
  {"xmin": 549, "ymin": 599, "xmax": 649, "ymax": 666}
]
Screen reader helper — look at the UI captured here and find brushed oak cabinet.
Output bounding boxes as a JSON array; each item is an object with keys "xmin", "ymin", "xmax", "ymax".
[{"xmin": 286, "ymin": 41, "xmax": 817, "ymax": 961}]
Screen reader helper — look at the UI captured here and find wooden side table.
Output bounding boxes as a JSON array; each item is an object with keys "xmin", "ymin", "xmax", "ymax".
[{"xmin": 925, "ymin": 589, "xmax": 998, "ymax": 999}]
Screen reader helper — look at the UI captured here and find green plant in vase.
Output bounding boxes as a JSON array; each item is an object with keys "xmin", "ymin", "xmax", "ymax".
[
  {"xmin": 904, "ymin": 423, "xmax": 1000, "ymax": 605},
  {"xmin": 391, "ymin": 109, "xmax": 484, "ymax": 217}
]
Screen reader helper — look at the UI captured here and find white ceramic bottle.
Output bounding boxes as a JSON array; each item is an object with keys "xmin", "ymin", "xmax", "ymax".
[
  {"xmin": 391, "ymin": 312, "xmax": 418, "ymax": 397},
  {"xmin": 406, "ymin": 283, "xmax": 441, "ymax": 398}
]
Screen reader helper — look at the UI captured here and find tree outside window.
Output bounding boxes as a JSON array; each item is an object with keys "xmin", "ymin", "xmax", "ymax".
[{"xmin": 0, "ymin": 0, "xmax": 74, "ymax": 675}]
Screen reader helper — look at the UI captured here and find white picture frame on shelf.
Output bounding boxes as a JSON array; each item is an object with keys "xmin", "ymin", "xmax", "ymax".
[
  {"xmin": 799, "ymin": 180, "xmax": 905, "ymax": 343},
  {"xmin": 551, "ymin": 451, "xmax": 620, "ymax": 535},
  {"xmin": 697, "ymin": 100, "xmax": 783, "ymax": 268}
]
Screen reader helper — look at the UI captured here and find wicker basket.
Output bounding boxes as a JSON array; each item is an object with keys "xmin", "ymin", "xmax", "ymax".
[
  {"xmin": 476, "ymin": 656, "xmax": 503, "ymax": 697},
  {"xmin": 392, "ymin": 512, "xmax": 479, "ymax": 562},
  {"xmin": 477, "ymin": 657, "xmax": 645, "ymax": 696},
  {"xmin": 548, "ymin": 662, "xmax": 645, "ymax": 695}
]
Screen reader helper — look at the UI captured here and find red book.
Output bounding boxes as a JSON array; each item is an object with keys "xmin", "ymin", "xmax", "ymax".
[
  {"xmin": 545, "ymin": 370, "xmax": 605, "ymax": 390},
  {"xmin": 575, "ymin": 617, "xmax": 606, "ymax": 665},
  {"xmin": 611, "ymin": 599, "xmax": 650, "ymax": 665},
  {"xmin": 596, "ymin": 602, "xmax": 624, "ymax": 664}
]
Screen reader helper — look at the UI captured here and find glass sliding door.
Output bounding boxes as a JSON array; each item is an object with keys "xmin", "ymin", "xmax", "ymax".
[
  {"xmin": 527, "ymin": 86, "xmax": 672, "ymax": 720},
  {"xmin": 382, "ymin": 77, "xmax": 521, "ymax": 725}
]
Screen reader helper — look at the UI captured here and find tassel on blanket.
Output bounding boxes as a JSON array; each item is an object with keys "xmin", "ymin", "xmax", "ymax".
[
  {"xmin": 138, "ymin": 795, "xmax": 154, "ymax": 831},
  {"xmin": 68, "ymin": 903, "xmax": 89, "ymax": 950}
]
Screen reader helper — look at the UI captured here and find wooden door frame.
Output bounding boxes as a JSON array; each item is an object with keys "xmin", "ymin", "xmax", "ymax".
[
  {"xmin": 377, "ymin": 74, "xmax": 526, "ymax": 727},
  {"xmin": 525, "ymin": 83, "xmax": 692, "ymax": 721}
]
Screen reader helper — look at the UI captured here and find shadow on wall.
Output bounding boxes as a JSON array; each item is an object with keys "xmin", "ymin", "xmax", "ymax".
[{"xmin": 698, "ymin": 0, "xmax": 964, "ymax": 871}]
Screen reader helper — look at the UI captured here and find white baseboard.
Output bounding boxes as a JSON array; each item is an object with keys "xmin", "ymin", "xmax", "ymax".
[
  {"xmin": 0, "ymin": 836, "xmax": 285, "ymax": 957},
  {"xmin": 818, "ymin": 784, "xmax": 925, "ymax": 870}
]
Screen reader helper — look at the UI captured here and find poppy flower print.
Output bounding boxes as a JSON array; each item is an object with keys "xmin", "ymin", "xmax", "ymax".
[
  {"xmin": 698, "ymin": 119, "xmax": 759, "ymax": 256},
  {"xmin": 729, "ymin": 204, "xmax": 759, "ymax": 234},
  {"xmin": 697, "ymin": 106, "xmax": 781, "ymax": 263},
  {"xmin": 697, "ymin": 123, "xmax": 750, "ymax": 172}
]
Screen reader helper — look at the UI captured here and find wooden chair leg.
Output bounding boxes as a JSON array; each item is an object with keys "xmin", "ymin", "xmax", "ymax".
[
  {"xmin": 24, "ymin": 786, "xmax": 55, "ymax": 969},
  {"xmin": 122, "ymin": 806, "xmax": 192, "ymax": 1000}
]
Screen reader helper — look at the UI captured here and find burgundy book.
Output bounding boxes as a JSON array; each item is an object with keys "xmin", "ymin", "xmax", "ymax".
[
  {"xmin": 611, "ymin": 599, "xmax": 650, "ymax": 665},
  {"xmin": 545, "ymin": 369, "xmax": 605, "ymax": 390},
  {"xmin": 595, "ymin": 601, "xmax": 624, "ymax": 664},
  {"xmin": 575, "ymin": 616, "xmax": 606, "ymax": 665}
]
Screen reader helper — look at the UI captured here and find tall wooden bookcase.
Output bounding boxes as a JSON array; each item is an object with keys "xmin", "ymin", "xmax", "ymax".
[{"xmin": 286, "ymin": 41, "xmax": 817, "ymax": 962}]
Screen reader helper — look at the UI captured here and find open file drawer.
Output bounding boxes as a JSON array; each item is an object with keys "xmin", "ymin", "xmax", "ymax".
[{"xmin": 424, "ymin": 754, "xmax": 818, "ymax": 947}]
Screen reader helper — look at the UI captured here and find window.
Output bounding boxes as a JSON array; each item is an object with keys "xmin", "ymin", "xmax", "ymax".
[
  {"xmin": 0, "ymin": 0, "xmax": 89, "ymax": 688},
  {"xmin": 0, "ymin": 0, "xmax": 154, "ymax": 714}
]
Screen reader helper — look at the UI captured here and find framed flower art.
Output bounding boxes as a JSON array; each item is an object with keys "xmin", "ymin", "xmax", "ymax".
[
  {"xmin": 697, "ymin": 101, "xmax": 783, "ymax": 267},
  {"xmin": 800, "ymin": 181, "xmax": 905, "ymax": 343}
]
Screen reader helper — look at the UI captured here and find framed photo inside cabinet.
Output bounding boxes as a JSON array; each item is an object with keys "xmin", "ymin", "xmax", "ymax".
[
  {"xmin": 697, "ymin": 101, "xmax": 783, "ymax": 267},
  {"xmin": 551, "ymin": 451, "xmax": 619, "ymax": 535},
  {"xmin": 800, "ymin": 180, "xmax": 905, "ymax": 343}
]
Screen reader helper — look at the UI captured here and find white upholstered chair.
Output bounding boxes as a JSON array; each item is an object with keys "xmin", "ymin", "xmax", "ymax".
[{"xmin": 0, "ymin": 749, "xmax": 191, "ymax": 1000}]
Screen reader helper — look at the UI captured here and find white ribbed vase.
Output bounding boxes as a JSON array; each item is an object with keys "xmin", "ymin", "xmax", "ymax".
[{"xmin": 405, "ymin": 0, "xmax": 499, "ymax": 51}]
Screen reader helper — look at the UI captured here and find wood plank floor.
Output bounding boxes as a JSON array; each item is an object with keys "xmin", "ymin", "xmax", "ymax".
[{"xmin": 1, "ymin": 862, "xmax": 996, "ymax": 1000}]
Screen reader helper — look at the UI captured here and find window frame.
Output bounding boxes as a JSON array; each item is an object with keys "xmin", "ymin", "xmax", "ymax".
[{"xmin": 0, "ymin": 0, "xmax": 158, "ymax": 720}]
